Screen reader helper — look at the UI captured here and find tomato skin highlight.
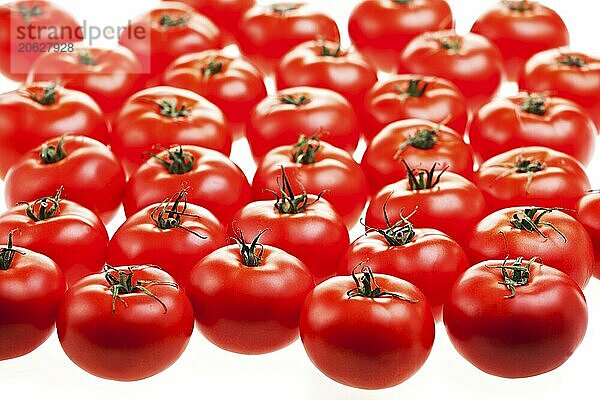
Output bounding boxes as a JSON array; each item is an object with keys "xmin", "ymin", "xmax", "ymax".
[
  {"xmin": 576, "ymin": 192, "xmax": 600, "ymax": 279},
  {"xmin": 444, "ymin": 260, "xmax": 588, "ymax": 378},
  {"xmin": 300, "ymin": 274, "xmax": 435, "ymax": 390}
]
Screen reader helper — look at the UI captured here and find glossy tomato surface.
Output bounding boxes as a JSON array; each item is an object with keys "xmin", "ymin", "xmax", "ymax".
[{"xmin": 576, "ymin": 192, "xmax": 600, "ymax": 279}]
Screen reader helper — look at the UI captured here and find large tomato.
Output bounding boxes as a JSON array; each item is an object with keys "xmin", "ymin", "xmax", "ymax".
[
  {"xmin": 519, "ymin": 49, "xmax": 600, "ymax": 130},
  {"xmin": 232, "ymin": 168, "xmax": 349, "ymax": 283},
  {"xmin": 363, "ymin": 75, "xmax": 468, "ymax": 141},
  {"xmin": 348, "ymin": 0, "xmax": 453, "ymax": 73},
  {"xmin": 108, "ymin": 188, "xmax": 227, "ymax": 285},
  {"xmin": 237, "ymin": 2, "xmax": 340, "ymax": 73},
  {"xmin": 111, "ymin": 86, "xmax": 232, "ymax": 176},
  {"xmin": 123, "ymin": 145, "xmax": 251, "ymax": 225},
  {"xmin": 465, "ymin": 207, "xmax": 594, "ymax": 289},
  {"xmin": 444, "ymin": 258, "xmax": 587, "ymax": 378},
  {"xmin": 162, "ymin": 49, "xmax": 267, "ymax": 137},
  {"xmin": 247, "ymin": 87, "xmax": 359, "ymax": 161},
  {"xmin": 362, "ymin": 119, "xmax": 474, "ymax": 194},
  {"xmin": 119, "ymin": 2, "xmax": 222, "ymax": 79},
  {"xmin": 4, "ymin": 135, "xmax": 126, "ymax": 224},
  {"xmin": 0, "ymin": 82, "xmax": 109, "ymax": 178},
  {"xmin": 27, "ymin": 46, "xmax": 143, "ymax": 122},
  {"xmin": 366, "ymin": 163, "xmax": 486, "ymax": 246},
  {"xmin": 0, "ymin": 230, "xmax": 66, "ymax": 360},
  {"xmin": 57, "ymin": 265, "xmax": 194, "ymax": 381},
  {"xmin": 252, "ymin": 136, "xmax": 368, "ymax": 228},
  {"xmin": 471, "ymin": 0, "xmax": 569, "ymax": 81},
  {"xmin": 470, "ymin": 94, "xmax": 596, "ymax": 165},
  {"xmin": 474, "ymin": 146, "xmax": 590, "ymax": 212},
  {"xmin": 187, "ymin": 229, "xmax": 314, "ymax": 354},
  {"xmin": 398, "ymin": 30, "xmax": 504, "ymax": 111},
  {"xmin": 0, "ymin": 1, "xmax": 81, "ymax": 81},
  {"xmin": 300, "ymin": 267, "xmax": 435, "ymax": 389},
  {"xmin": 0, "ymin": 188, "xmax": 109, "ymax": 286},
  {"xmin": 576, "ymin": 191, "xmax": 600, "ymax": 279}
]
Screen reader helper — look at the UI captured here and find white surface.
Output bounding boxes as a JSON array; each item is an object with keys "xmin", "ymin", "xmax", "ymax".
[{"xmin": 1, "ymin": 0, "xmax": 600, "ymax": 399}]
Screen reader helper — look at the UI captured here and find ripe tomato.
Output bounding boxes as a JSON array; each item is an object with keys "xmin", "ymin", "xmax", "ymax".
[
  {"xmin": 0, "ymin": 230, "xmax": 66, "ymax": 360},
  {"xmin": 111, "ymin": 86, "xmax": 232, "ymax": 176},
  {"xmin": 348, "ymin": 0, "xmax": 453, "ymax": 73},
  {"xmin": 398, "ymin": 30, "xmax": 504, "ymax": 111},
  {"xmin": 57, "ymin": 265, "xmax": 194, "ymax": 381},
  {"xmin": 0, "ymin": 1, "xmax": 81, "ymax": 81},
  {"xmin": 237, "ymin": 2, "xmax": 340, "ymax": 73},
  {"xmin": 0, "ymin": 189, "xmax": 109, "ymax": 286},
  {"xmin": 338, "ymin": 208, "xmax": 469, "ymax": 322},
  {"xmin": 108, "ymin": 188, "xmax": 227, "ymax": 285},
  {"xmin": 4, "ymin": 135, "xmax": 126, "ymax": 224},
  {"xmin": 300, "ymin": 267, "xmax": 435, "ymax": 389},
  {"xmin": 119, "ymin": 2, "xmax": 222, "ymax": 79},
  {"xmin": 187, "ymin": 228, "xmax": 314, "ymax": 354},
  {"xmin": 471, "ymin": 0, "xmax": 569, "ymax": 81},
  {"xmin": 576, "ymin": 191, "xmax": 600, "ymax": 279},
  {"xmin": 275, "ymin": 40, "xmax": 378, "ymax": 121},
  {"xmin": 0, "ymin": 82, "xmax": 109, "ymax": 178},
  {"xmin": 444, "ymin": 257, "xmax": 588, "ymax": 378},
  {"xmin": 363, "ymin": 75, "xmax": 468, "ymax": 141},
  {"xmin": 470, "ymin": 94, "xmax": 596, "ymax": 166},
  {"xmin": 474, "ymin": 146, "xmax": 590, "ymax": 212},
  {"xmin": 123, "ymin": 145, "xmax": 251, "ymax": 225},
  {"xmin": 232, "ymin": 168, "xmax": 349, "ymax": 283},
  {"xmin": 247, "ymin": 87, "xmax": 359, "ymax": 161},
  {"xmin": 162, "ymin": 49, "xmax": 267, "ymax": 137},
  {"xmin": 366, "ymin": 163, "xmax": 486, "ymax": 246},
  {"xmin": 519, "ymin": 49, "xmax": 600, "ymax": 130},
  {"xmin": 362, "ymin": 119, "xmax": 474, "ymax": 194},
  {"xmin": 465, "ymin": 207, "xmax": 594, "ymax": 289},
  {"xmin": 27, "ymin": 46, "xmax": 143, "ymax": 122},
  {"xmin": 252, "ymin": 136, "xmax": 368, "ymax": 228}
]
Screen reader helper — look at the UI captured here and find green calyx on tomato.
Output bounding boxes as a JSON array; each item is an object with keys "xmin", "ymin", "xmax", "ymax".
[
  {"xmin": 397, "ymin": 128, "xmax": 438, "ymax": 155},
  {"xmin": 201, "ymin": 57, "xmax": 224, "ymax": 77},
  {"xmin": 558, "ymin": 54, "xmax": 586, "ymax": 68},
  {"xmin": 40, "ymin": 135, "xmax": 67, "ymax": 164},
  {"xmin": 509, "ymin": 207, "xmax": 567, "ymax": 242},
  {"xmin": 272, "ymin": 4, "xmax": 300, "ymax": 14},
  {"xmin": 392, "ymin": 0, "xmax": 413, "ymax": 5},
  {"xmin": 396, "ymin": 79, "xmax": 429, "ymax": 98},
  {"xmin": 79, "ymin": 52, "xmax": 97, "ymax": 66},
  {"xmin": 365, "ymin": 201, "xmax": 417, "ymax": 246},
  {"xmin": 347, "ymin": 266, "xmax": 417, "ymax": 302},
  {"xmin": 268, "ymin": 166, "xmax": 324, "ymax": 214},
  {"xmin": 521, "ymin": 94, "xmax": 547, "ymax": 116},
  {"xmin": 0, "ymin": 229, "xmax": 25, "ymax": 271},
  {"xmin": 17, "ymin": 4, "xmax": 43, "ymax": 23},
  {"xmin": 292, "ymin": 134, "xmax": 321, "ymax": 164},
  {"xmin": 279, "ymin": 93, "xmax": 311, "ymax": 106},
  {"xmin": 486, "ymin": 256, "xmax": 539, "ymax": 299},
  {"xmin": 18, "ymin": 187, "xmax": 63, "ymax": 222},
  {"xmin": 403, "ymin": 160, "xmax": 449, "ymax": 190},
  {"xmin": 494, "ymin": 155, "xmax": 546, "ymax": 193},
  {"xmin": 158, "ymin": 100, "xmax": 191, "ymax": 118},
  {"xmin": 159, "ymin": 14, "xmax": 188, "ymax": 27},
  {"xmin": 440, "ymin": 36, "xmax": 461, "ymax": 53},
  {"xmin": 320, "ymin": 43, "xmax": 344, "ymax": 57},
  {"xmin": 148, "ymin": 146, "xmax": 195, "ymax": 175},
  {"xmin": 104, "ymin": 265, "xmax": 178, "ymax": 314},
  {"xmin": 231, "ymin": 227, "xmax": 268, "ymax": 267},
  {"xmin": 29, "ymin": 82, "xmax": 58, "ymax": 106},
  {"xmin": 150, "ymin": 188, "xmax": 207, "ymax": 239},
  {"xmin": 503, "ymin": 0, "xmax": 533, "ymax": 12}
]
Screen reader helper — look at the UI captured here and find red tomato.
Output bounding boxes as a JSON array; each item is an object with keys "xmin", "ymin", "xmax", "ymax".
[
  {"xmin": 465, "ymin": 207, "xmax": 594, "ymax": 288},
  {"xmin": 111, "ymin": 86, "xmax": 232, "ymax": 176},
  {"xmin": 300, "ymin": 267, "xmax": 435, "ymax": 389},
  {"xmin": 348, "ymin": 0, "xmax": 453, "ymax": 73},
  {"xmin": 0, "ymin": 189, "xmax": 109, "ymax": 286},
  {"xmin": 162, "ymin": 49, "xmax": 267, "ymax": 137},
  {"xmin": 366, "ymin": 164, "xmax": 486, "ymax": 246},
  {"xmin": 0, "ymin": 82, "xmax": 109, "ymax": 178},
  {"xmin": 237, "ymin": 2, "xmax": 340, "ymax": 74},
  {"xmin": 57, "ymin": 265, "xmax": 194, "ymax": 381},
  {"xmin": 470, "ymin": 94, "xmax": 596, "ymax": 165},
  {"xmin": 252, "ymin": 136, "xmax": 368, "ymax": 228},
  {"xmin": 398, "ymin": 30, "xmax": 504, "ymax": 111},
  {"xmin": 27, "ymin": 46, "xmax": 143, "ymax": 122},
  {"xmin": 362, "ymin": 119, "xmax": 474, "ymax": 194},
  {"xmin": 519, "ymin": 49, "xmax": 600, "ymax": 130},
  {"xmin": 0, "ymin": 1, "xmax": 81, "ymax": 81},
  {"xmin": 5, "ymin": 135, "xmax": 126, "ymax": 224},
  {"xmin": 119, "ymin": 2, "xmax": 222, "ymax": 79},
  {"xmin": 576, "ymin": 191, "xmax": 600, "ymax": 279},
  {"xmin": 108, "ymin": 188, "xmax": 227, "ymax": 285},
  {"xmin": 444, "ymin": 258, "xmax": 588, "ymax": 378},
  {"xmin": 232, "ymin": 168, "xmax": 349, "ymax": 283},
  {"xmin": 123, "ymin": 145, "xmax": 251, "ymax": 226},
  {"xmin": 363, "ymin": 75, "xmax": 468, "ymax": 141},
  {"xmin": 0, "ymin": 230, "xmax": 66, "ymax": 360},
  {"xmin": 276, "ymin": 40, "xmax": 378, "ymax": 121},
  {"xmin": 471, "ymin": 0, "xmax": 569, "ymax": 81},
  {"xmin": 187, "ymin": 228, "xmax": 314, "ymax": 354},
  {"xmin": 474, "ymin": 146, "xmax": 590, "ymax": 212},
  {"xmin": 247, "ymin": 87, "xmax": 360, "ymax": 161}
]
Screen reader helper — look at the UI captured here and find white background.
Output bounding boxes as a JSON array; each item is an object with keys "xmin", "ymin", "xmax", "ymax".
[{"xmin": 1, "ymin": 1, "xmax": 600, "ymax": 399}]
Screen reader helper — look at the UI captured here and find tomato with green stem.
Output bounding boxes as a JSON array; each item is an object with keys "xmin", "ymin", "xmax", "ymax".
[{"xmin": 576, "ymin": 191, "xmax": 600, "ymax": 279}]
